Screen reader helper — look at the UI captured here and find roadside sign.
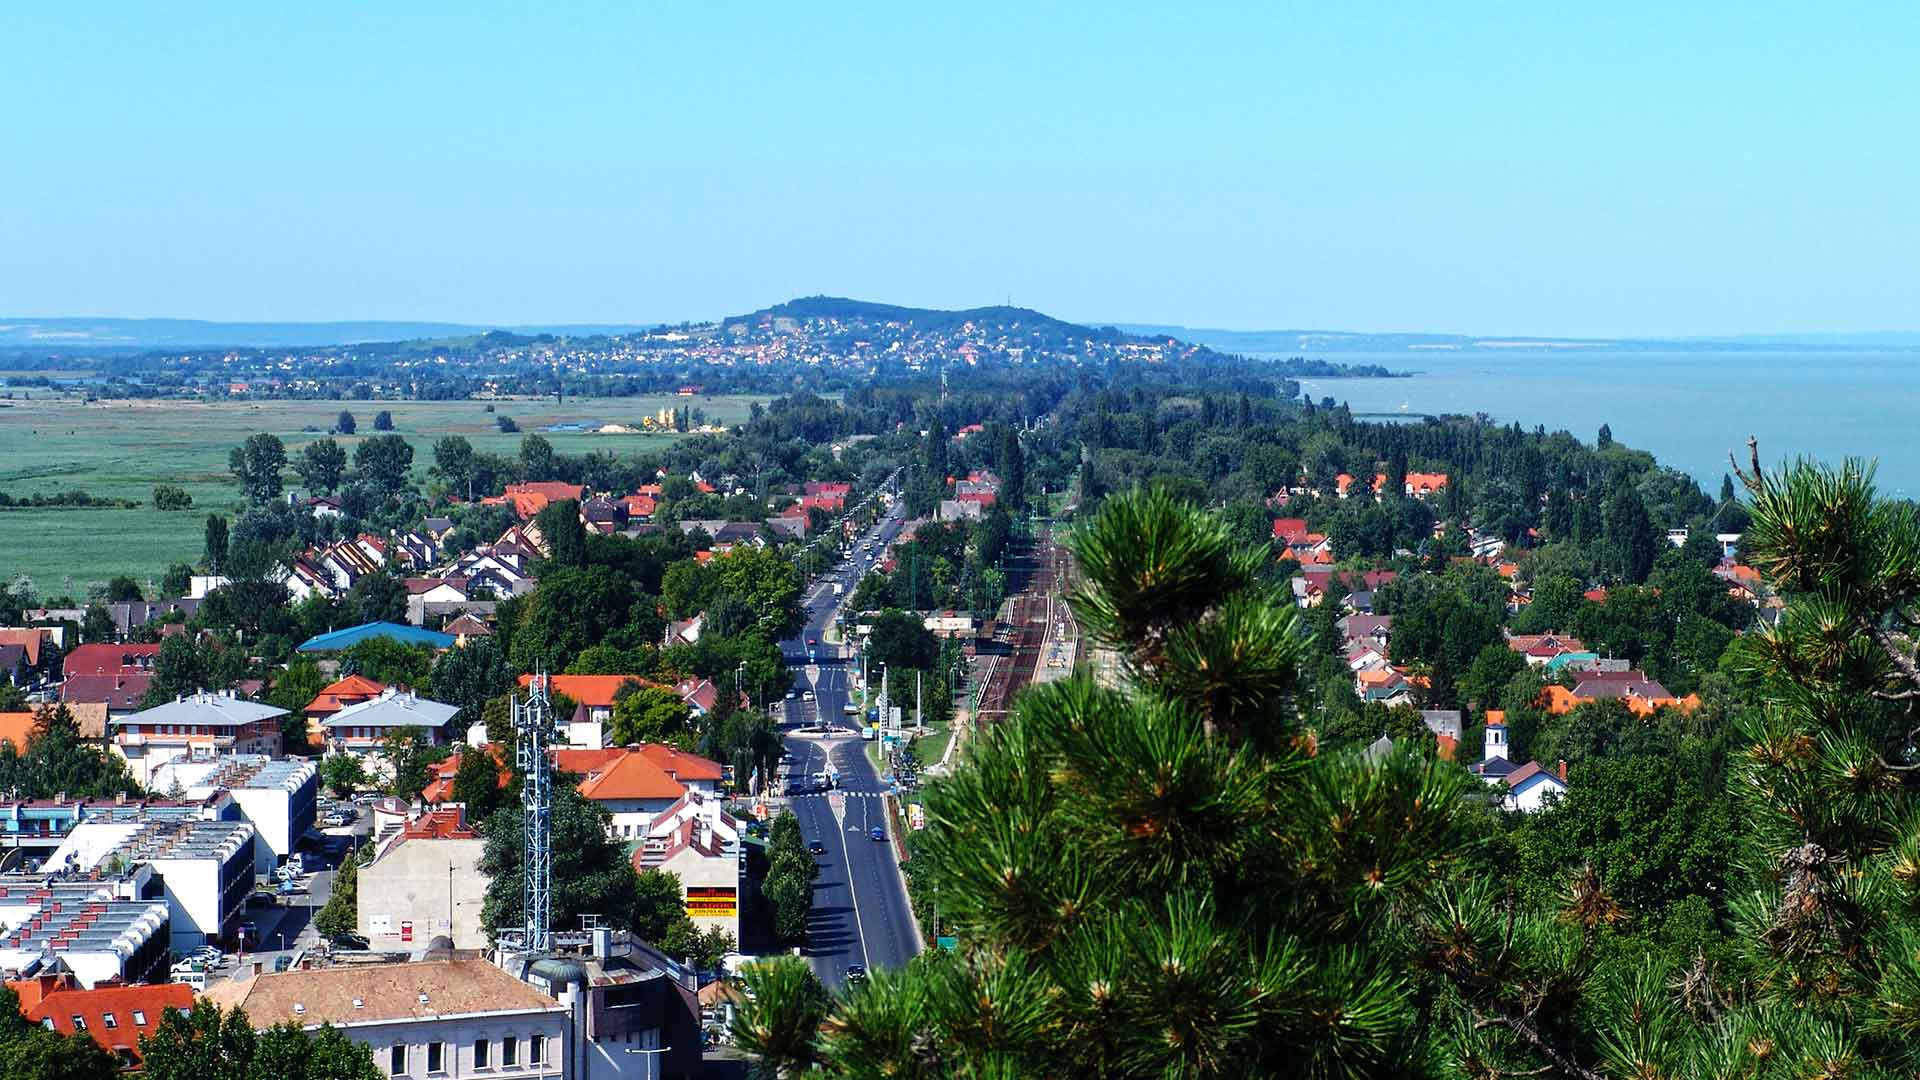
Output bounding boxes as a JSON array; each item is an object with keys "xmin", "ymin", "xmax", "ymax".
[{"xmin": 937, "ymin": 935, "xmax": 958, "ymax": 951}]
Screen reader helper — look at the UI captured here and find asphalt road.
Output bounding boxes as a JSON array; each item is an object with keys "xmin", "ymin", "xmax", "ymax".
[{"xmin": 778, "ymin": 501, "xmax": 919, "ymax": 987}]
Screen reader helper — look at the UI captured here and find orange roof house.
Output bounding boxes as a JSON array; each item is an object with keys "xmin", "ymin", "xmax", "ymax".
[
  {"xmin": 637, "ymin": 743, "xmax": 725, "ymax": 785},
  {"xmin": 305, "ymin": 674, "xmax": 388, "ymax": 717},
  {"xmin": 576, "ymin": 750, "xmax": 689, "ymax": 802},
  {"xmin": 8, "ymin": 972, "xmax": 193, "ymax": 1069},
  {"xmin": 517, "ymin": 673, "xmax": 660, "ymax": 710},
  {"xmin": 0, "ymin": 711, "xmax": 33, "ymax": 753},
  {"xmin": 1405, "ymin": 472, "xmax": 1449, "ymax": 497}
]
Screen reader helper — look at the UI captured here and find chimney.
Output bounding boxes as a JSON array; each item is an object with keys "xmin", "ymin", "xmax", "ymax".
[{"xmin": 1557, "ymin": 759, "xmax": 1568, "ymax": 782}]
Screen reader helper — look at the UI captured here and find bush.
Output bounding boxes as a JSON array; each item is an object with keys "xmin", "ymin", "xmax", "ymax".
[
  {"xmin": 496, "ymin": 414, "xmax": 519, "ymax": 433},
  {"xmin": 153, "ymin": 483, "xmax": 193, "ymax": 511}
]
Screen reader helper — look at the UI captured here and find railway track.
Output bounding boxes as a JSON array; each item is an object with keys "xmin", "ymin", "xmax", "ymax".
[{"xmin": 974, "ymin": 525, "xmax": 1067, "ymax": 723}]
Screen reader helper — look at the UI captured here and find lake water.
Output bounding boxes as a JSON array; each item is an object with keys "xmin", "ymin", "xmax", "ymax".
[{"xmin": 1280, "ymin": 349, "xmax": 1920, "ymax": 498}]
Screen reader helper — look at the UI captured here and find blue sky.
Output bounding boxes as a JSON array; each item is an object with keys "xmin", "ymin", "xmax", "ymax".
[{"xmin": 3, "ymin": 4, "xmax": 1917, "ymax": 335}]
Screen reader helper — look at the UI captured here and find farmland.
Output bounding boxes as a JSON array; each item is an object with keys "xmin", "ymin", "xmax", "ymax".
[{"xmin": 0, "ymin": 393, "xmax": 773, "ymax": 596}]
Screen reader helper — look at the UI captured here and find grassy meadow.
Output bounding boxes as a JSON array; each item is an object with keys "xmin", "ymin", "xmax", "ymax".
[{"xmin": 0, "ymin": 393, "xmax": 773, "ymax": 597}]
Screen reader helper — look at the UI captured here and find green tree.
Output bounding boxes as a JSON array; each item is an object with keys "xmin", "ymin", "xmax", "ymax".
[
  {"xmin": 105, "ymin": 574, "xmax": 142, "ymax": 602},
  {"xmin": 335, "ymin": 410, "xmax": 356, "ymax": 435},
  {"xmin": 320, "ymin": 753, "xmax": 368, "ymax": 799},
  {"xmin": 227, "ymin": 433, "xmax": 288, "ymax": 502},
  {"xmin": 518, "ymin": 433, "xmax": 556, "ymax": 479},
  {"xmin": 432, "ymin": 436, "xmax": 477, "ymax": 500},
  {"xmin": 1602, "ymin": 483, "xmax": 1659, "ymax": 584},
  {"xmin": 153, "ymin": 483, "xmax": 193, "ymax": 510},
  {"xmin": 295, "ymin": 438, "xmax": 348, "ymax": 495},
  {"xmin": 481, "ymin": 784, "xmax": 679, "ymax": 941},
  {"xmin": 314, "ymin": 843, "xmax": 360, "ymax": 940},
  {"xmin": 867, "ymin": 609, "xmax": 937, "ymax": 671},
  {"xmin": 140, "ymin": 998, "xmax": 380, "ymax": 1080},
  {"xmin": 450, "ymin": 747, "xmax": 506, "ymax": 823},
  {"xmin": 204, "ymin": 513, "xmax": 230, "ymax": 572},
  {"xmin": 161, "ymin": 562, "xmax": 194, "ymax": 597},
  {"xmin": 141, "ymin": 633, "xmax": 212, "ymax": 706},
  {"xmin": 738, "ymin": 490, "xmax": 1497, "ymax": 1077},
  {"xmin": 381, "ymin": 725, "xmax": 446, "ymax": 800},
  {"xmin": 351, "ymin": 434, "xmax": 414, "ymax": 496},
  {"xmin": 372, "ymin": 410, "xmax": 393, "ymax": 431},
  {"xmin": 609, "ymin": 684, "xmax": 692, "ymax": 746},
  {"xmin": 534, "ymin": 499, "xmax": 587, "ymax": 568},
  {"xmin": 342, "ymin": 568, "xmax": 407, "ymax": 625},
  {"xmin": 81, "ymin": 603, "xmax": 114, "ymax": 643}
]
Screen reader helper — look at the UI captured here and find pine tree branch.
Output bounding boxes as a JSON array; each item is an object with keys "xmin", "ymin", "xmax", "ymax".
[
  {"xmin": 1471, "ymin": 1010, "xmax": 1607, "ymax": 1080},
  {"xmin": 1857, "ymin": 613, "xmax": 1920, "ymax": 694}
]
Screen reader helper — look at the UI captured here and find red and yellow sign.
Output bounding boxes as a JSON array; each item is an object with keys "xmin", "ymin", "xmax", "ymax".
[{"xmin": 685, "ymin": 886, "xmax": 737, "ymax": 918}]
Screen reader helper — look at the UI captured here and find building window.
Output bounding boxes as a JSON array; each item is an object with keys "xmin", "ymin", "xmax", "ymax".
[
  {"xmin": 116, "ymin": 1049, "xmax": 137, "ymax": 1068},
  {"xmin": 390, "ymin": 1044, "xmax": 406, "ymax": 1075},
  {"xmin": 501, "ymin": 1036, "xmax": 517, "ymax": 1067},
  {"xmin": 71, "ymin": 1015, "xmax": 87, "ymax": 1031},
  {"xmin": 474, "ymin": 1039, "xmax": 490, "ymax": 1069},
  {"xmin": 101, "ymin": 1012, "xmax": 117, "ymax": 1029},
  {"xmin": 527, "ymin": 1037, "xmax": 544, "ymax": 1067},
  {"xmin": 426, "ymin": 1042, "xmax": 444, "ymax": 1074},
  {"xmin": 131, "ymin": 1011, "xmax": 146, "ymax": 1027}
]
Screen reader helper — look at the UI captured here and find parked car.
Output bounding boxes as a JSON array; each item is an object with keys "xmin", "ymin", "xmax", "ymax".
[{"xmin": 330, "ymin": 933, "xmax": 371, "ymax": 951}]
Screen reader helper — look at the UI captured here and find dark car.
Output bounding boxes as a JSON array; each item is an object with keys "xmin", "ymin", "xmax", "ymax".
[
  {"xmin": 846, "ymin": 964, "xmax": 867, "ymax": 984},
  {"xmin": 330, "ymin": 932, "xmax": 371, "ymax": 951},
  {"xmin": 870, "ymin": 826, "xmax": 886, "ymax": 842},
  {"xmin": 808, "ymin": 840, "xmax": 825, "ymax": 856}
]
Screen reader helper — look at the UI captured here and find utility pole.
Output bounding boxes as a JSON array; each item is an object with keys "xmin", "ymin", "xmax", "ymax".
[{"xmin": 915, "ymin": 670, "xmax": 923, "ymax": 730}]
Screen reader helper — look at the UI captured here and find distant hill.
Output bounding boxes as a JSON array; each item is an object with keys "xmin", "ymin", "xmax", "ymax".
[
  {"xmin": 738, "ymin": 296, "xmax": 1124, "ymax": 339},
  {"xmin": 0, "ymin": 317, "xmax": 656, "ymax": 350}
]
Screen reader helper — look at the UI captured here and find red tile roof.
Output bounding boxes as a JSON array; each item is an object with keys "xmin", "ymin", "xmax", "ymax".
[
  {"xmin": 0, "ymin": 711, "xmax": 32, "ymax": 754},
  {"xmin": 304, "ymin": 674, "xmax": 388, "ymax": 716},
  {"xmin": 60, "ymin": 674, "xmax": 152, "ymax": 711},
  {"xmin": 636, "ymin": 744, "xmax": 723, "ymax": 782},
  {"xmin": 576, "ymin": 750, "xmax": 687, "ymax": 802},
  {"xmin": 8, "ymin": 973, "xmax": 193, "ymax": 1067},
  {"xmin": 517, "ymin": 674, "xmax": 658, "ymax": 709},
  {"xmin": 62, "ymin": 643, "xmax": 161, "ymax": 676}
]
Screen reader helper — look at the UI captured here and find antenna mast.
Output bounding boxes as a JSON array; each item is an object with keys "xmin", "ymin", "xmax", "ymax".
[{"xmin": 514, "ymin": 673, "xmax": 555, "ymax": 952}]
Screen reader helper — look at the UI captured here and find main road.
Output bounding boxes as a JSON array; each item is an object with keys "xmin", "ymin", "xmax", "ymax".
[{"xmin": 777, "ymin": 499, "xmax": 919, "ymax": 988}]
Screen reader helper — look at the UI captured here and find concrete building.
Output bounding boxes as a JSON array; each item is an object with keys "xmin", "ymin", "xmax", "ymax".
[
  {"xmin": 111, "ymin": 691, "xmax": 287, "ymax": 787},
  {"xmin": 358, "ymin": 809, "xmax": 489, "ymax": 951},
  {"xmin": 46, "ymin": 818, "xmax": 256, "ymax": 949},
  {"xmin": 147, "ymin": 755, "xmax": 319, "ymax": 870},
  {"xmin": 630, "ymin": 791, "xmax": 742, "ymax": 941},
  {"xmin": 501, "ymin": 929, "xmax": 702, "ymax": 1080},
  {"xmin": 207, "ymin": 958, "xmax": 571, "ymax": 1080},
  {"xmin": 0, "ymin": 881, "xmax": 172, "ymax": 988}
]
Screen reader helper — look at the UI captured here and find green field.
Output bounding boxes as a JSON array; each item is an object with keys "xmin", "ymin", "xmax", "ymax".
[{"xmin": 0, "ymin": 393, "xmax": 773, "ymax": 597}]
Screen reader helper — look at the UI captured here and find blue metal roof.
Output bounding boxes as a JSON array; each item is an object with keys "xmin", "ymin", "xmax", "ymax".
[{"xmin": 296, "ymin": 621, "xmax": 455, "ymax": 652}]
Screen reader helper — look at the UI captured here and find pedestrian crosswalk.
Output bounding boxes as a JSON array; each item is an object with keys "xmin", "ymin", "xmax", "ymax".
[{"xmin": 787, "ymin": 790, "xmax": 888, "ymax": 800}]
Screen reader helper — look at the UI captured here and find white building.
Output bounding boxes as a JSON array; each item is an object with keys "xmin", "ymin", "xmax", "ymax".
[
  {"xmin": 0, "ymin": 882, "xmax": 171, "ymax": 988},
  {"xmin": 502, "ymin": 930, "xmax": 704, "ymax": 1080},
  {"xmin": 357, "ymin": 809, "xmax": 489, "ymax": 951},
  {"xmin": 630, "ymin": 791, "xmax": 742, "ymax": 941},
  {"xmin": 146, "ymin": 755, "xmax": 319, "ymax": 871},
  {"xmin": 46, "ymin": 818, "xmax": 256, "ymax": 949},
  {"xmin": 111, "ymin": 692, "xmax": 288, "ymax": 787},
  {"xmin": 206, "ymin": 959, "xmax": 571, "ymax": 1080},
  {"xmin": 322, "ymin": 689, "xmax": 462, "ymax": 770}
]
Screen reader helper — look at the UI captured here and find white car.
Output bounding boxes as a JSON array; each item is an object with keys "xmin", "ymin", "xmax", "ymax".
[{"xmin": 802, "ymin": 691, "xmax": 815, "ymax": 702}]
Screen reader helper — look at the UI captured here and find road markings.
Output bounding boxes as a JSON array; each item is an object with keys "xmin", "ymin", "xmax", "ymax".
[{"xmin": 827, "ymin": 788, "xmax": 874, "ymax": 971}]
